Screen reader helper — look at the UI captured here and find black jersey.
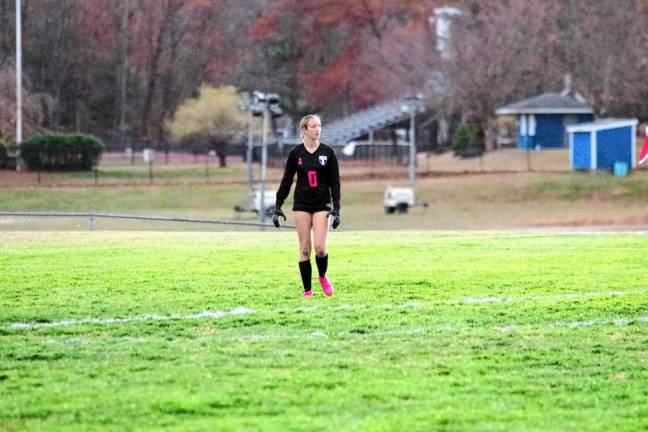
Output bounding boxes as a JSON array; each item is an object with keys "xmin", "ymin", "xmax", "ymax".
[{"xmin": 276, "ymin": 143, "xmax": 341, "ymax": 212}]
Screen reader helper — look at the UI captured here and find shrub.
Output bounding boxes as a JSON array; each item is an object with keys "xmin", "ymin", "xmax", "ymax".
[
  {"xmin": 453, "ymin": 123, "xmax": 485, "ymax": 158},
  {"xmin": 20, "ymin": 133, "xmax": 104, "ymax": 170},
  {"xmin": 0, "ymin": 130, "xmax": 15, "ymax": 169},
  {"xmin": 0, "ymin": 138, "xmax": 8, "ymax": 169}
]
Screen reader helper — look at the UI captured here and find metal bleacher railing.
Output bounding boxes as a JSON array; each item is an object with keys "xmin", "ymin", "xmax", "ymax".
[{"xmin": 321, "ymin": 100, "xmax": 409, "ymax": 145}]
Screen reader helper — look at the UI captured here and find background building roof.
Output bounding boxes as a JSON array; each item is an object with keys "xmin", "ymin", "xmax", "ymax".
[
  {"xmin": 566, "ymin": 118, "xmax": 637, "ymax": 132},
  {"xmin": 496, "ymin": 92, "xmax": 593, "ymax": 115}
]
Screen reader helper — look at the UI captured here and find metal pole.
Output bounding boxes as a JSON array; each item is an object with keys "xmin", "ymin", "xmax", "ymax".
[
  {"xmin": 258, "ymin": 104, "xmax": 269, "ymax": 225},
  {"xmin": 16, "ymin": 0, "xmax": 23, "ymax": 145},
  {"xmin": 409, "ymin": 109, "xmax": 416, "ymax": 189},
  {"xmin": 368, "ymin": 129, "xmax": 374, "ymax": 166},
  {"xmin": 246, "ymin": 110, "xmax": 254, "ymax": 196}
]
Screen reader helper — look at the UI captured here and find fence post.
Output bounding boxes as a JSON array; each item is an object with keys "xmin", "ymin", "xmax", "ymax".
[
  {"xmin": 204, "ymin": 153, "xmax": 210, "ymax": 181},
  {"xmin": 89, "ymin": 213, "xmax": 96, "ymax": 231}
]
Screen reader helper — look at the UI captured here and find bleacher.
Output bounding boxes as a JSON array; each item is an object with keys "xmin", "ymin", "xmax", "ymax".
[
  {"xmin": 320, "ymin": 100, "xmax": 411, "ymax": 145},
  {"xmin": 281, "ymin": 99, "xmax": 413, "ymax": 147}
]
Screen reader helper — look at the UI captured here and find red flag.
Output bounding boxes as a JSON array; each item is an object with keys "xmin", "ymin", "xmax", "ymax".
[{"xmin": 640, "ymin": 128, "xmax": 648, "ymax": 165}]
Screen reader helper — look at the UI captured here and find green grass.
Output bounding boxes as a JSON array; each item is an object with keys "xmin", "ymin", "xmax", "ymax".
[
  {"xmin": 3, "ymin": 171, "xmax": 648, "ymax": 230},
  {"xmin": 1, "ymin": 231, "xmax": 648, "ymax": 431},
  {"xmin": 68, "ymin": 164, "xmax": 245, "ymax": 181},
  {"xmin": 0, "ymin": 185, "xmax": 247, "ymax": 217},
  {"xmin": 528, "ymin": 174, "xmax": 648, "ymax": 201}
]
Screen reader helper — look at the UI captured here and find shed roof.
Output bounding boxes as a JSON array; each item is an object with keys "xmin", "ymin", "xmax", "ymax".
[
  {"xmin": 566, "ymin": 118, "xmax": 638, "ymax": 133},
  {"xmin": 496, "ymin": 92, "xmax": 593, "ymax": 115}
]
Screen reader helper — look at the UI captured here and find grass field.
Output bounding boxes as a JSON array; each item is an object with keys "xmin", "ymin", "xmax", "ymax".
[
  {"xmin": 2, "ymin": 231, "xmax": 648, "ymax": 431},
  {"xmin": 2, "ymin": 170, "xmax": 648, "ymax": 230},
  {"xmin": 3, "ymin": 145, "xmax": 648, "ymax": 230}
]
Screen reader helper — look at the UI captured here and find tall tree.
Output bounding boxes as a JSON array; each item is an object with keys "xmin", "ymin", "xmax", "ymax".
[
  {"xmin": 443, "ymin": 0, "xmax": 648, "ymax": 137},
  {"xmin": 545, "ymin": 0, "xmax": 648, "ymax": 118},
  {"xmin": 23, "ymin": 0, "xmax": 93, "ymax": 130},
  {"xmin": 247, "ymin": 0, "xmax": 438, "ymax": 123},
  {"xmin": 77, "ymin": 0, "xmax": 232, "ymax": 144},
  {"xmin": 445, "ymin": 0, "xmax": 554, "ymax": 127},
  {"xmin": 4, "ymin": 0, "xmax": 646, "ymax": 149},
  {"xmin": 0, "ymin": 65, "xmax": 41, "ymax": 143},
  {"xmin": 0, "ymin": 0, "xmax": 14, "ymax": 63},
  {"xmin": 166, "ymin": 85, "xmax": 247, "ymax": 167}
]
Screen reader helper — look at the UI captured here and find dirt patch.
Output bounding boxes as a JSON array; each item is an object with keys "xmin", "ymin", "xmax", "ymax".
[
  {"xmin": 531, "ymin": 213, "xmax": 648, "ymax": 228},
  {"xmin": 0, "ymin": 171, "xmax": 41, "ymax": 187}
]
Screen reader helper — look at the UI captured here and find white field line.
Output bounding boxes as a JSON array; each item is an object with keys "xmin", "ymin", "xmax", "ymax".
[
  {"xmin": 496, "ymin": 315, "xmax": 648, "ymax": 333},
  {"xmin": 25, "ymin": 313, "xmax": 648, "ymax": 345},
  {"xmin": 5, "ymin": 288, "xmax": 646, "ymax": 332},
  {"xmin": 451, "ymin": 230, "xmax": 648, "ymax": 237},
  {"xmin": 288, "ymin": 288, "xmax": 648, "ymax": 314},
  {"xmin": 212, "ymin": 314, "xmax": 648, "ymax": 342},
  {"xmin": 7, "ymin": 307, "xmax": 253, "ymax": 330},
  {"xmin": 454, "ymin": 289, "xmax": 648, "ymax": 305},
  {"xmin": 345, "ymin": 314, "xmax": 648, "ymax": 337}
]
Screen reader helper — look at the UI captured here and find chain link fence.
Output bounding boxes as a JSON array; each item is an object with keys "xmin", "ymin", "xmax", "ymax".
[{"xmin": 0, "ymin": 212, "xmax": 294, "ymax": 232}]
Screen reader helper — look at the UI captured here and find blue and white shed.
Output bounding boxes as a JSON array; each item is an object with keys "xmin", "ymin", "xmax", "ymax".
[
  {"xmin": 567, "ymin": 118, "xmax": 638, "ymax": 171},
  {"xmin": 496, "ymin": 92, "xmax": 594, "ymax": 150}
]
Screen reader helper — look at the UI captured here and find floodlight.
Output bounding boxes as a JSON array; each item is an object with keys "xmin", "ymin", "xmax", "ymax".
[{"xmin": 266, "ymin": 93, "xmax": 280, "ymax": 104}]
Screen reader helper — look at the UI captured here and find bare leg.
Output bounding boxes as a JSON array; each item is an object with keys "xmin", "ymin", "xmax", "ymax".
[
  {"xmin": 312, "ymin": 211, "xmax": 329, "ymax": 258},
  {"xmin": 294, "ymin": 211, "xmax": 314, "ymax": 261}
]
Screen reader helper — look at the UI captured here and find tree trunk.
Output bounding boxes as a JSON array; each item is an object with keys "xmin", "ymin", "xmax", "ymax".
[
  {"xmin": 141, "ymin": 1, "xmax": 181, "ymax": 140},
  {"xmin": 117, "ymin": 0, "xmax": 130, "ymax": 144}
]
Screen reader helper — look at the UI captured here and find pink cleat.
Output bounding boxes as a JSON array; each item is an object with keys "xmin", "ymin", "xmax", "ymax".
[
  {"xmin": 303, "ymin": 290, "xmax": 313, "ymax": 298},
  {"xmin": 318, "ymin": 276, "xmax": 334, "ymax": 296}
]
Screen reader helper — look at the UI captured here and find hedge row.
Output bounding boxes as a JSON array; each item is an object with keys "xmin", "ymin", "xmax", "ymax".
[
  {"xmin": 20, "ymin": 133, "xmax": 104, "ymax": 171},
  {"xmin": 0, "ymin": 139, "xmax": 8, "ymax": 169}
]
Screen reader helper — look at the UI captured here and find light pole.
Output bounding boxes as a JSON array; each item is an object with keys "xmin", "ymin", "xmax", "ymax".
[
  {"xmin": 251, "ymin": 91, "xmax": 282, "ymax": 225},
  {"xmin": 237, "ymin": 92, "xmax": 255, "ymax": 197},
  {"xmin": 400, "ymin": 95, "xmax": 423, "ymax": 189},
  {"xmin": 408, "ymin": 107, "xmax": 416, "ymax": 188},
  {"xmin": 259, "ymin": 101, "xmax": 269, "ymax": 224},
  {"xmin": 246, "ymin": 108, "xmax": 254, "ymax": 196}
]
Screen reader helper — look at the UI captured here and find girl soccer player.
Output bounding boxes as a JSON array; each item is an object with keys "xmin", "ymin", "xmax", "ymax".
[{"xmin": 272, "ymin": 114, "xmax": 341, "ymax": 297}]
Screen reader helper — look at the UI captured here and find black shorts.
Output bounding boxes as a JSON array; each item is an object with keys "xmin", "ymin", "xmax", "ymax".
[{"xmin": 293, "ymin": 206, "xmax": 331, "ymax": 214}]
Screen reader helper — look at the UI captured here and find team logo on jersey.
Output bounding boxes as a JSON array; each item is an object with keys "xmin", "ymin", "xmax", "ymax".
[
  {"xmin": 298, "ymin": 157, "xmax": 303, "ymax": 166},
  {"xmin": 318, "ymin": 155, "xmax": 328, "ymax": 166}
]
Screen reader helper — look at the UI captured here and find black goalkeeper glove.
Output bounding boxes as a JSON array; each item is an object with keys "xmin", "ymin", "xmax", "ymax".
[
  {"xmin": 272, "ymin": 207, "xmax": 286, "ymax": 228},
  {"xmin": 329, "ymin": 209, "xmax": 341, "ymax": 229}
]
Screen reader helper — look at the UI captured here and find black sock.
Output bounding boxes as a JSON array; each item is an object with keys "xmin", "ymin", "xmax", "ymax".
[
  {"xmin": 315, "ymin": 254, "xmax": 328, "ymax": 278},
  {"xmin": 299, "ymin": 260, "xmax": 312, "ymax": 292}
]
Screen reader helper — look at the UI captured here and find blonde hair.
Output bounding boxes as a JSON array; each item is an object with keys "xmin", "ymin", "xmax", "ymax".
[{"xmin": 299, "ymin": 114, "xmax": 321, "ymax": 136}]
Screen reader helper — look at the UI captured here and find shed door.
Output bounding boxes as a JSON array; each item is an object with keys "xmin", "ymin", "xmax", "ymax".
[{"xmin": 572, "ymin": 132, "xmax": 592, "ymax": 170}]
